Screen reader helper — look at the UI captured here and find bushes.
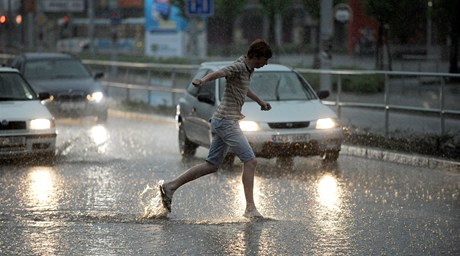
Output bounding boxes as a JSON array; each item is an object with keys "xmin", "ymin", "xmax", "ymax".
[
  {"xmin": 301, "ymin": 73, "xmax": 385, "ymax": 94},
  {"xmin": 339, "ymin": 75, "xmax": 385, "ymax": 93}
]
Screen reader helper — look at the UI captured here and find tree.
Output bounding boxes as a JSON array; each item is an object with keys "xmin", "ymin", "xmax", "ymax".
[
  {"xmin": 362, "ymin": 0, "xmax": 426, "ymax": 70},
  {"xmin": 258, "ymin": 0, "xmax": 293, "ymax": 45},
  {"xmin": 211, "ymin": 0, "xmax": 246, "ymax": 44}
]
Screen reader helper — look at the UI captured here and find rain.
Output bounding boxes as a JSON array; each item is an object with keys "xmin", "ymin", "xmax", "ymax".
[{"xmin": 1, "ymin": 0, "xmax": 460, "ymax": 255}]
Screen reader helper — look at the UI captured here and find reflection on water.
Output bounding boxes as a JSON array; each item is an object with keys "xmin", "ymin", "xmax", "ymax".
[
  {"xmin": 317, "ymin": 173, "xmax": 341, "ymax": 209},
  {"xmin": 26, "ymin": 167, "xmax": 57, "ymax": 211},
  {"xmin": 312, "ymin": 172, "xmax": 352, "ymax": 254},
  {"xmin": 224, "ymin": 177, "xmax": 274, "ymax": 254},
  {"xmin": 84, "ymin": 168, "xmax": 117, "ymax": 211},
  {"xmin": 231, "ymin": 177, "xmax": 263, "ymax": 217},
  {"xmin": 89, "ymin": 125, "xmax": 109, "ymax": 153},
  {"xmin": 22, "ymin": 167, "xmax": 60, "ymax": 255}
]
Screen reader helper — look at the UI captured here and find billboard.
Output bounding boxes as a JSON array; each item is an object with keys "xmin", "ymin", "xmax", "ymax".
[
  {"xmin": 39, "ymin": 0, "xmax": 84, "ymax": 12},
  {"xmin": 144, "ymin": 0, "xmax": 188, "ymax": 57}
]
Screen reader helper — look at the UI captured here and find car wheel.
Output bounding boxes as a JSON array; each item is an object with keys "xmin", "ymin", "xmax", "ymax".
[
  {"xmin": 321, "ymin": 151, "xmax": 340, "ymax": 163},
  {"xmin": 178, "ymin": 124, "xmax": 197, "ymax": 157}
]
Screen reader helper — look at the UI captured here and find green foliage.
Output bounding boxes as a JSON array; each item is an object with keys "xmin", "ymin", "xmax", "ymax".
[
  {"xmin": 362, "ymin": 0, "xmax": 426, "ymax": 44},
  {"xmin": 300, "ymin": 0, "xmax": 346, "ymax": 19},
  {"xmin": 259, "ymin": 0, "xmax": 294, "ymax": 15},
  {"xmin": 300, "ymin": 72, "xmax": 384, "ymax": 94},
  {"xmin": 339, "ymin": 74, "xmax": 384, "ymax": 93}
]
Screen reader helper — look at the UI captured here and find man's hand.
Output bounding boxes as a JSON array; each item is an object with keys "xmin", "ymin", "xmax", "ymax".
[
  {"xmin": 260, "ymin": 102, "xmax": 271, "ymax": 111},
  {"xmin": 192, "ymin": 79, "xmax": 202, "ymax": 87}
]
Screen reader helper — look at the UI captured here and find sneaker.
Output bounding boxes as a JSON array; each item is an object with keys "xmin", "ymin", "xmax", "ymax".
[{"xmin": 159, "ymin": 184, "xmax": 172, "ymax": 212}]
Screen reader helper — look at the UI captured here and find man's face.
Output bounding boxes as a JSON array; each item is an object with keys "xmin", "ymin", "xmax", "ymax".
[{"xmin": 254, "ymin": 57, "xmax": 269, "ymax": 69}]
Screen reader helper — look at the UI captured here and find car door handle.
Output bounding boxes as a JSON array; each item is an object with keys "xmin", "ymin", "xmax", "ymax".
[{"xmin": 191, "ymin": 107, "xmax": 196, "ymax": 114}]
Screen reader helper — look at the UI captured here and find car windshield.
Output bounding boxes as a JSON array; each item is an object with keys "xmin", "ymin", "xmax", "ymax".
[
  {"xmin": 219, "ymin": 71, "xmax": 317, "ymax": 101},
  {"xmin": 24, "ymin": 59, "xmax": 91, "ymax": 79},
  {"xmin": 0, "ymin": 72, "xmax": 36, "ymax": 101}
]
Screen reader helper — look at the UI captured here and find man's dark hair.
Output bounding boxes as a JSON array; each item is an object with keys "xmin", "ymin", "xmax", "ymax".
[{"xmin": 247, "ymin": 39, "xmax": 272, "ymax": 59}]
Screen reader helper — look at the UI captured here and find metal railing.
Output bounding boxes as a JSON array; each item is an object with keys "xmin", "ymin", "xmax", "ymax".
[
  {"xmin": 296, "ymin": 68, "xmax": 460, "ymax": 136},
  {"xmin": 82, "ymin": 59, "xmax": 197, "ymax": 106},
  {"xmin": 2, "ymin": 54, "xmax": 459, "ymax": 137}
]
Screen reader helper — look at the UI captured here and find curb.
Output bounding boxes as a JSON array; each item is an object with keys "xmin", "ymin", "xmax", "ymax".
[
  {"xmin": 341, "ymin": 145, "xmax": 460, "ymax": 174},
  {"xmin": 109, "ymin": 109, "xmax": 460, "ymax": 174}
]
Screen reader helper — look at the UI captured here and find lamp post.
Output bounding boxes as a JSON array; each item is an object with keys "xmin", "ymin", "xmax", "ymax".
[
  {"xmin": 426, "ymin": 0, "xmax": 432, "ymax": 55},
  {"xmin": 319, "ymin": 0, "xmax": 333, "ymax": 91},
  {"xmin": 87, "ymin": 0, "xmax": 95, "ymax": 55}
]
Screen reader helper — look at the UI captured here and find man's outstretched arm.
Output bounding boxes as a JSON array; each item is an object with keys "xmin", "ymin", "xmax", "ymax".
[
  {"xmin": 192, "ymin": 70, "xmax": 227, "ymax": 87},
  {"xmin": 247, "ymin": 89, "xmax": 271, "ymax": 111}
]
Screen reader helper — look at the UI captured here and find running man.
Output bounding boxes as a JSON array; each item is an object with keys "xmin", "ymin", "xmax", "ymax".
[{"xmin": 160, "ymin": 39, "xmax": 273, "ymax": 219}]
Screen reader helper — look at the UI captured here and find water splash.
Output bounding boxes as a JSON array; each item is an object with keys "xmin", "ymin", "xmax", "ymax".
[{"xmin": 139, "ymin": 180, "xmax": 169, "ymax": 219}]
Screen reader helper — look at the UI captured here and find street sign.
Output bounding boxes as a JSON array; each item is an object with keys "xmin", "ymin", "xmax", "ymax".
[{"xmin": 186, "ymin": 0, "xmax": 214, "ymax": 17}]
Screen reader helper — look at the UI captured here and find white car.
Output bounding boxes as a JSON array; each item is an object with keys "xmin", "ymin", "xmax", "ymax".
[
  {"xmin": 176, "ymin": 62, "xmax": 343, "ymax": 166},
  {"xmin": 0, "ymin": 67, "xmax": 57, "ymax": 164}
]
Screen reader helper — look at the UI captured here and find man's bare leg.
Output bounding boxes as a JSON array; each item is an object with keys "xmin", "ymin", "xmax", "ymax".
[
  {"xmin": 162, "ymin": 162, "xmax": 218, "ymax": 199},
  {"xmin": 242, "ymin": 158, "xmax": 263, "ymax": 218}
]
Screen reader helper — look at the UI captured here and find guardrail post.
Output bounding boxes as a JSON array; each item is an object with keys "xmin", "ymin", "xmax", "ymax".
[
  {"xmin": 440, "ymin": 76, "xmax": 445, "ymax": 135},
  {"xmin": 147, "ymin": 69, "xmax": 152, "ymax": 86},
  {"xmin": 147, "ymin": 69, "xmax": 152, "ymax": 105},
  {"xmin": 384, "ymin": 73, "xmax": 390, "ymax": 137},
  {"xmin": 148, "ymin": 89, "xmax": 152, "ymax": 105},
  {"xmin": 171, "ymin": 69, "xmax": 177, "ymax": 106},
  {"xmin": 337, "ymin": 73, "xmax": 342, "ymax": 119}
]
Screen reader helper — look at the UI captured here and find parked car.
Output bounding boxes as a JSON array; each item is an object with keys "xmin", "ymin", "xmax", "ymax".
[
  {"xmin": 0, "ymin": 67, "xmax": 57, "ymax": 163},
  {"xmin": 10, "ymin": 52, "xmax": 108, "ymax": 122},
  {"xmin": 175, "ymin": 62, "xmax": 343, "ymax": 166}
]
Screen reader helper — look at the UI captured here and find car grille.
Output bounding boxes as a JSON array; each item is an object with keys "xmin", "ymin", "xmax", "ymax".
[
  {"xmin": 55, "ymin": 92, "xmax": 86, "ymax": 102},
  {"xmin": 0, "ymin": 121, "xmax": 27, "ymax": 130},
  {"xmin": 268, "ymin": 121, "xmax": 310, "ymax": 129}
]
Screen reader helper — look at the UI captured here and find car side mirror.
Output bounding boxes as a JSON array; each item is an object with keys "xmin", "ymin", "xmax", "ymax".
[
  {"xmin": 94, "ymin": 72, "xmax": 104, "ymax": 79},
  {"xmin": 316, "ymin": 90, "xmax": 330, "ymax": 100},
  {"xmin": 197, "ymin": 92, "xmax": 215, "ymax": 105},
  {"xmin": 38, "ymin": 92, "xmax": 51, "ymax": 100}
]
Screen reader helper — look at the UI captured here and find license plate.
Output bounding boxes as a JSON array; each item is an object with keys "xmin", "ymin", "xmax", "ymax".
[
  {"xmin": 272, "ymin": 134, "xmax": 310, "ymax": 143},
  {"xmin": 0, "ymin": 137, "xmax": 26, "ymax": 147},
  {"xmin": 60, "ymin": 102, "xmax": 85, "ymax": 111}
]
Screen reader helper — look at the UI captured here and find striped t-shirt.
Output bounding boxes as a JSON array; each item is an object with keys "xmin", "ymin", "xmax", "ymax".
[{"xmin": 213, "ymin": 56, "xmax": 253, "ymax": 120}]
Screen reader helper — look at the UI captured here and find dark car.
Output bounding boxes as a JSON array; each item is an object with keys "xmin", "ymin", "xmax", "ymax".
[{"xmin": 10, "ymin": 52, "xmax": 108, "ymax": 122}]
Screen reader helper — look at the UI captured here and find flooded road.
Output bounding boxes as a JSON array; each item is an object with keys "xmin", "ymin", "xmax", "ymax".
[{"xmin": 1, "ymin": 116, "xmax": 459, "ymax": 255}]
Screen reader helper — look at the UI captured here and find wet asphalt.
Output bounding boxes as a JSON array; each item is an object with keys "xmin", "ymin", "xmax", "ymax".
[{"xmin": 0, "ymin": 115, "xmax": 459, "ymax": 255}]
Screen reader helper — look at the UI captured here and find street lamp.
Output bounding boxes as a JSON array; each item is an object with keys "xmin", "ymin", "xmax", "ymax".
[{"xmin": 426, "ymin": 1, "xmax": 432, "ymax": 55}]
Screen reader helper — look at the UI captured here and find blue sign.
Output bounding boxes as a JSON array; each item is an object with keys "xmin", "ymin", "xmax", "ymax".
[
  {"xmin": 145, "ymin": 0, "xmax": 188, "ymax": 32},
  {"xmin": 186, "ymin": 0, "xmax": 213, "ymax": 17}
]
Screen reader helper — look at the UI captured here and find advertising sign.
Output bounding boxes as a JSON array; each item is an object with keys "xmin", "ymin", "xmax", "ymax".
[
  {"xmin": 144, "ymin": 0, "xmax": 188, "ymax": 57},
  {"xmin": 40, "ymin": 0, "xmax": 84, "ymax": 12}
]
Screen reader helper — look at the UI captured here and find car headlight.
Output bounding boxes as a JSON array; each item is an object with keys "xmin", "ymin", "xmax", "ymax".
[
  {"xmin": 316, "ymin": 118, "xmax": 338, "ymax": 129},
  {"xmin": 87, "ymin": 91, "xmax": 104, "ymax": 103},
  {"xmin": 239, "ymin": 121, "xmax": 260, "ymax": 132},
  {"xmin": 30, "ymin": 119, "xmax": 54, "ymax": 130}
]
